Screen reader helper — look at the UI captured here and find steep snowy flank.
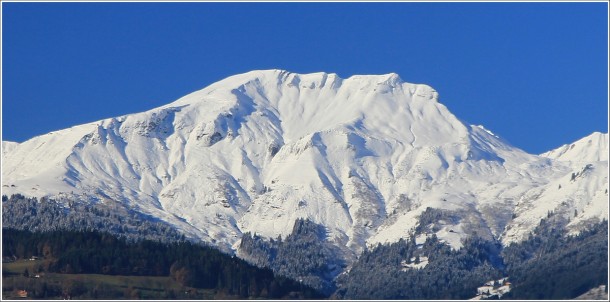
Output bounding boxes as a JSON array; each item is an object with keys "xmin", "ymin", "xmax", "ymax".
[{"xmin": 1, "ymin": 70, "xmax": 607, "ymax": 254}]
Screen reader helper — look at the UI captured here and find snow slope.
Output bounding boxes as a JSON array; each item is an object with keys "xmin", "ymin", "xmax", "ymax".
[
  {"xmin": 2, "ymin": 141, "xmax": 19, "ymax": 157},
  {"xmin": 541, "ymin": 132, "xmax": 608, "ymax": 163},
  {"xmin": 511, "ymin": 132, "xmax": 610, "ymax": 239},
  {"xmin": 2, "ymin": 70, "xmax": 607, "ymax": 253}
]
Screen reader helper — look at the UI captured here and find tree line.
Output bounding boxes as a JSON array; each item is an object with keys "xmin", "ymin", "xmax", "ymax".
[{"xmin": 2, "ymin": 194, "xmax": 185, "ymax": 243}]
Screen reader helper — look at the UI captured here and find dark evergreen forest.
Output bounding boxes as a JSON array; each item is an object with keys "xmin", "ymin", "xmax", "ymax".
[
  {"xmin": 333, "ymin": 232, "xmax": 503, "ymax": 299},
  {"xmin": 2, "ymin": 228, "xmax": 323, "ymax": 299},
  {"xmin": 502, "ymin": 216, "xmax": 608, "ymax": 299}
]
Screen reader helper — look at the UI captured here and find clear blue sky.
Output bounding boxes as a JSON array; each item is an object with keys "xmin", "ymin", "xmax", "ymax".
[{"xmin": 2, "ymin": 2, "xmax": 608, "ymax": 154}]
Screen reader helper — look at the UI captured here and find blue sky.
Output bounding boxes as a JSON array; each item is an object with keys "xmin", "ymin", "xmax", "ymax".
[{"xmin": 2, "ymin": 2, "xmax": 608, "ymax": 154}]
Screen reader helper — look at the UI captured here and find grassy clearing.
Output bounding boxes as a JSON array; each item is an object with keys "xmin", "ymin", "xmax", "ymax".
[
  {"xmin": 2, "ymin": 260, "xmax": 217, "ymax": 299},
  {"xmin": 2, "ymin": 259, "xmax": 43, "ymax": 275}
]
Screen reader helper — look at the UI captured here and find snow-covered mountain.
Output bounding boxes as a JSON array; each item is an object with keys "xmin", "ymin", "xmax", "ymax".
[{"xmin": 2, "ymin": 70, "xmax": 607, "ymax": 254}]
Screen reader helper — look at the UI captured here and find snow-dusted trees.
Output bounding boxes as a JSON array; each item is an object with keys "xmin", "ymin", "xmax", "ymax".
[
  {"xmin": 238, "ymin": 218, "xmax": 345, "ymax": 295},
  {"xmin": 502, "ymin": 218, "xmax": 608, "ymax": 299},
  {"xmin": 1, "ymin": 194, "xmax": 185, "ymax": 243},
  {"xmin": 334, "ymin": 232, "xmax": 501, "ymax": 299}
]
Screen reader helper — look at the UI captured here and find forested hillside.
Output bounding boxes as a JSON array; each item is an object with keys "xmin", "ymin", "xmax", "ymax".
[
  {"xmin": 3, "ymin": 193, "xmax": 607, "ymax": 300},
  {"xmin": 239, "ymin": 218, "xmax": 348, "ymax": 295},
  {"xmin": 334, "ymin": 233, "xmax": 502, "ymax": 299},
  {"xmin": 2, "ymin": 228, "xmax": 323, "ymax": 299},
  {"xmin": 502, "ymin": 215, "xmax": 608, "ymax": 299},
  {"xmin": 239, "ymin": 208, "xmax": 607, "ymax": 300}
]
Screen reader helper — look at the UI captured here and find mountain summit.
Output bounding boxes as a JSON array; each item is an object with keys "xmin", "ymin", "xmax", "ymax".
[
  {"xmin": 2, "ymin": 70, "xmax": 607, "ymax": 254},
  {"xmin": 541, "ymin": 132, "xmax": 608, "ymax": 163}
]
